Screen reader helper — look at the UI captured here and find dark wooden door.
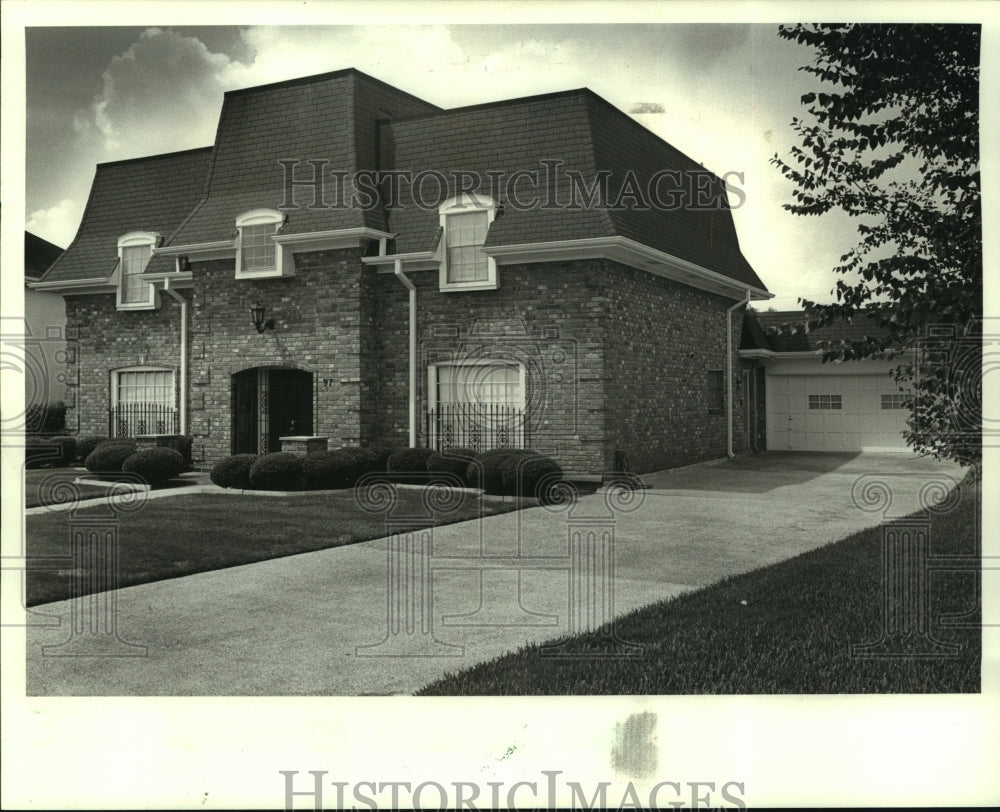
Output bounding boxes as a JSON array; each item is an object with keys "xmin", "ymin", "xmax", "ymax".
[
  {"xmin": 231, "ymin": 368, "xmax": 258, "ymax": 454},
  {"xmin": 267, "ymin": 368, "xmax": 313, "ymax": 452}
]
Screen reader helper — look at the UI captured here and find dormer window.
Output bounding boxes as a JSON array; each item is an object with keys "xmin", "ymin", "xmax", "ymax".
[
  {"xmin": 116, "ymin": 232, "xmax": 160, "ymax": 310},
  {"xmin": 439, "ymin": 194, "xmax": 498, "ymax": 291},
  {"xmin": 235, "ymin": 210, "xmax": 290, "ymax": 279}
]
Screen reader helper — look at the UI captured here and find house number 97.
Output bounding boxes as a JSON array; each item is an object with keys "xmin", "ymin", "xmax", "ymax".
[{"xmin": 323, "ymin": 378, "xmax": 336, "ymax": 387}]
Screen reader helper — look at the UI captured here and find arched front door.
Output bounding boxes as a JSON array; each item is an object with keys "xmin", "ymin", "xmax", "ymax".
[{"xmin": 231, "ymin": 367, "xmax": 313, "ymax": 455}]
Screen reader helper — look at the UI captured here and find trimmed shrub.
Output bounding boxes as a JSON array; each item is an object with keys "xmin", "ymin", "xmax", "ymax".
[
  {"xmin": 137, "ymin": 435, "xmax": 194, "ymax": 470},
  {"xmin": 365, "ymin": 444, "xmax": 394, "ymax": 471},
  {"xmin": 513, "ymin": 455, "xmax": 564, "ymax": 503},
  {"xmin": 301, "ymin": 450, "xmax": 361, "ymax": 490},
  {"xmin": 25, "ymin": 438, "xmax": 62, "ymax": 470},
  {"xmin": 467, "ymin": 448, "xmax": 508, "ymax": 493},
  {"xmin": 85, "ymin": 439, "xmax": 139, "ymax": 473},
  {"xmin": 249, "ymin": 452, "xmax": 306, "ymax": 491},
  {"xmin": 50, "ymin": 435, "xmax": 77, "ymax": 466},
  {"xmin": 122, "ymin": 447, "xmax": 185, "ymax": 487},
  {"xmin": 469, "ymin": 448, "xmax": 537, "ymax": 494},
  {"xmin": 210, "ymin": 454, "xmax": 258, "ymax": 489},
  {"xmin": 427, "ymin": 447, "xmax": 478, "ymax": 486},
  {"xmin": 25, "ymin": 401, "xmax": 66, "ymax": 434},
  {"xmin": 497, "ymin": 449, "xmax": 542, "ymax": 496},
  {"xmin": 76, "ymin": 436, "xmax": 110, "ymax": 464},
  {"xmin": 387, "ymin": 447, "xmax": 435, "ymax": 482},
  {"xmin": 337, "ymin": 447, "xmax": 382, "ymax": 482}
]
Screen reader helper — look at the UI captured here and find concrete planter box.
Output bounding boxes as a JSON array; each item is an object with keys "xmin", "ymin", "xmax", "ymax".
[{"xmin": 279, "ymin": 436, "xmax": 329, "ymax": 456}]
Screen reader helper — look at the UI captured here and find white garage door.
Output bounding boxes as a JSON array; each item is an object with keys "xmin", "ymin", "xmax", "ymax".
[{"xmin": 768, "ymin": 374, "xmax": 909, "ymax": 451}]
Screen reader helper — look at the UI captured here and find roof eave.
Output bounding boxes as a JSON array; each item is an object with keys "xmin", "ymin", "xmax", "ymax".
[
  {"xmin": 26, "ymin": 277, "xmax": 115, "ymax": 294},
  {"xmin": 484, "ymin": 236, "xmax": 772, "ymax": 301}
]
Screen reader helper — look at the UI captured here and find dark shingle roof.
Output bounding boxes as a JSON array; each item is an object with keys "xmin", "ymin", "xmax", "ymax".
[
  {"xmin": 749, "ymin": 309, "xmax": 892, "ymax": 352},
  {"xmin": 585, "ymin": 94, "xmax": 765, "ymax": 290},
  {"xmin": 25, "ymin": 232, "xmax": 64, "ymax": 280},
  {"xmin": 167, "ymin": 70, "xmax": 439, "ymax": 247},
  {"xmin": 378, "ymin": 87, "xmax": 766, "ymax": 290},
  {"xmin": 381, "ymin": 91, "xmax": 612, "ymax": 254},
  {"xmin": 39, "ymin": 148, "xmax": 213, "ymax": 284},
  {"xmin": 51, "ymin": 68, "xmax": 767, "ymax": 294}
]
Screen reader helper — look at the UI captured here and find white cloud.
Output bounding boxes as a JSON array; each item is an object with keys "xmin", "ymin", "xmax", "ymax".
[
  {"xmin": 78, "ymin": 27, "xmax": 233, "ymax": 158},
  {"xmin": 26, "ymin": 198, "xmax": 79, "ymax": 248}
]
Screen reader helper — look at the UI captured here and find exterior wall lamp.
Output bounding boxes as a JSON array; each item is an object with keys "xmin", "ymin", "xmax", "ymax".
[{"xmin": 250, "ymin": 301, "xmax": 275, "ymax": 333}]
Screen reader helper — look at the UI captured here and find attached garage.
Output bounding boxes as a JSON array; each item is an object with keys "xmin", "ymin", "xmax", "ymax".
[
  {"xmin": 766, "ymin": 363, "xmax": 910, "ymax": 451},
  {"xmin": 742, "ymin": 310, "xmax": 913, "ymax": 453}
]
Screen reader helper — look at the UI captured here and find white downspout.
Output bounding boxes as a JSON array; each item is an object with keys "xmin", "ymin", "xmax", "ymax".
[
  {"xmin": 726, "ymin": 288, "xmax": 751, "ymax": 459},
  {"xmin": 163, "ymin": 276, "xmax": 187, "ymax": 435},
  {"xmin": 394, "ymin": 259, "xmax": 417, "ymax": 447}
]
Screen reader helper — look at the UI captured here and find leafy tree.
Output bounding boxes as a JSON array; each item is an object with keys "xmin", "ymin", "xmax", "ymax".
[{"xmin": 771, "ymin": 23, "xmax": 982, "ymax": 466}]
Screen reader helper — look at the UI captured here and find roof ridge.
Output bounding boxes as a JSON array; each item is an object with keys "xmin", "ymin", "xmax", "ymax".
[
  {"xmin": 222, "ymin": 67, "xmax": 442, "ymax": 112},
  {"xmin": 379, "ymin": 86, "xmax": 593, "ymax": 127},
  {"xmin": 95, "ymin": 145, "xmax": 213, "ymax": 170}
]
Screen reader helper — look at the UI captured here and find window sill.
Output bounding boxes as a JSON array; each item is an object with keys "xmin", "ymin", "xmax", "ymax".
[
  {"xmin": 116, "ymin": 301, "xmax": 158, "ymax": 312},
  {"xmin": 235, "ymin": 268, "xmax": 285, "ymax": 280},
  {"xmin": 439, "ymin": 280, "xmax": 499, "ymax": 293}
]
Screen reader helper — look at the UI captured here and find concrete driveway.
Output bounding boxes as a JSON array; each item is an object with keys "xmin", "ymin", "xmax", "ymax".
[{"xmin": 24, "ymin": 451, "xmax": 966, "ymax": 695}]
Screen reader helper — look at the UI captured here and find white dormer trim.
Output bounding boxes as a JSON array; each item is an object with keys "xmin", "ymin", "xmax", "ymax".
[
  {"xmin": 438, "ymin": 193, "xmax": 498, "ymax": 292},
  {"xmin": 235, "ymin": 209, "xmax": 291, "ymax": 279},
  {"xmin": 116, "ymin": 231, "xmax": 161, "ymax": 310}
]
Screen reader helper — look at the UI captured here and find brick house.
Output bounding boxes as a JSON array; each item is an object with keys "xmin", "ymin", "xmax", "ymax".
[{"xmin": 30, "ymin": 68, "xmax": 775, "ymax": 476}]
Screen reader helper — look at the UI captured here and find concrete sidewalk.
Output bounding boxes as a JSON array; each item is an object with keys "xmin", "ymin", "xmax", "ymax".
[{"xmin": 24, "ymin": 452, "xmax": 966, "ymax": 695}]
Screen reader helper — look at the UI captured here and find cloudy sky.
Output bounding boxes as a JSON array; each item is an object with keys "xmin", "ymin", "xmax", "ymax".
[{"xmin": 16, "ymin": 20, "xmax": 985, "ymax": 309}]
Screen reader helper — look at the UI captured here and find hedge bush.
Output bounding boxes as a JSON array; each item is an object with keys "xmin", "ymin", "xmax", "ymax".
[
  {"xmin": 138, "ymin": 435, "xmax": 193, "ymax": 470},
  {"xmin": 25, "ymin": 438, "xmax": 63, "ymax": 470},
  {"xmin": 249, "ymin": 452, "xmax": 306, "ymax": 491},
  {"xmin": 76, "ymin": 436, "xmax": 110, "ymax": 464},
  {"xmin": 25, "ymin": 401, "xmax": 66, "ymax": 434},
  {"xmin": 513, "ymin": 455, "xmax": 564, "ymax": 503},
  {"xmin": 365, "ymin": 444, "xmax": 395, "ymax": 471},
  {"xmin": 427, "ymin": 447, "xmax": 478, "ymax": 486},
  {"xmin": 342, "ymin": 446, "xmax": 381, "ymax": 473},
  {"xmin": 50, "ymin": 435, "xmax": 77, "ymax": 466},
  {"xmin": 85, "ymin": 439, "xmax": 139, "ymax": 473},
  {"xmin": 122, "ymin": 447, "xmax": 185, "ymax": 487},
  {"xmin": 301, "ymin": 449, "xmax": 362, "ymax": 490},
  {"xmin": 468, "ymin": 448, "xmax": 535, "ymax": 494},
  {"xmin": 496, "ymin": 449, "xmax": 543, "ymax": 496},
  {"xmin": 210, "ymin": 454, "xmax": 258, "ymax": 489},
  {"xmin": 466, "ymin": 449, "xmax": 562, "ymax": 497},
  {"xmin": 386, "ymin": 447, "xmax": 435, "ymax": 481}
]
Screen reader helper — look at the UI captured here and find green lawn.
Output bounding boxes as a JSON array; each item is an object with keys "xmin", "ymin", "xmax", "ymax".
[
  {"xmin": 418, "ymin": 475, "xmax": 982, "ymax": 695},
  {"xmin": 23, "ymin": 468, "xmax": 112, "ymax": 509},
  {"xmin": 25, "ymin": 489, "xmax": 520, "ymax": 606}
]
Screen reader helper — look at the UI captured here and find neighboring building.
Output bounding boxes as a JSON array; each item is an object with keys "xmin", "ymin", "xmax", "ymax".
[
  {"xmin": 741, "ymin": 309, "xmax": 911, "ymax": 452},
  {"xmin": 30, "ymin": 68, "xmax": 776, "ymax": 475},
  {"xmin": 23, "ymin": 231, "xmax": 67, "ymax": 409}
]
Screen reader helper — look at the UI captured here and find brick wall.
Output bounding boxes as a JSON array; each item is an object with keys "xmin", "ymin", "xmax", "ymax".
[
  {"xmin": 188, "ymin": 246, "xmax": 375, "ymax": 465},
  {"xmin": 65, "ymin": 252, "xmax": 760, "ymax": 475},
  {"xmin": 600, "ymin": 259, "xmax": 750, "ymax": 474},
  {"xmin": 373, "ymin": 260, "xmax": 608, "ymax": 474},
  {"xmin": 64, "ymin": 293, "xmax": 183, "ymax": 437}
]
